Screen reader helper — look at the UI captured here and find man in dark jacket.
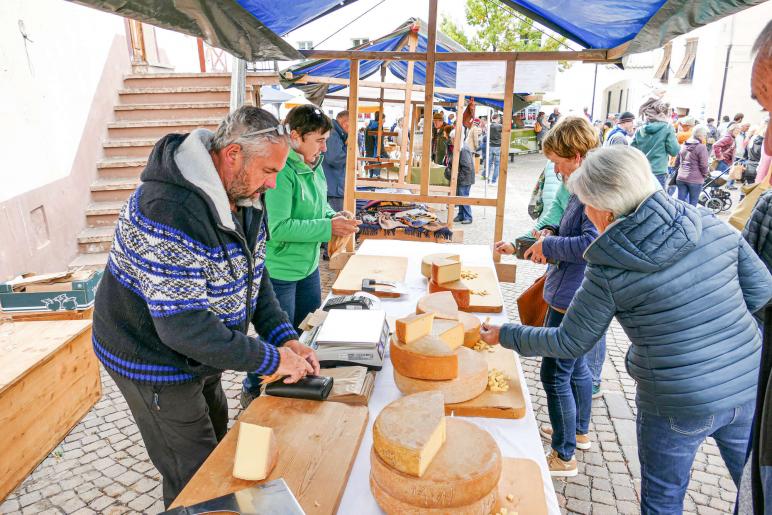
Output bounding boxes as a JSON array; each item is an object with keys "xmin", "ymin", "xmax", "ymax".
[
  {"xmin": 487, "ymin": 114, "xmax": 503, "ymax": 183},
  {"xmin": 322, "ymin": 110, "xmax": 349, "ymax": 212},
  {"xmin": 93, "ymin": 106, "xmax": 319, "ymax": 507},
  {"xmin": 446, "ymin": 143, "xmax": 475, "ymax": 224}
]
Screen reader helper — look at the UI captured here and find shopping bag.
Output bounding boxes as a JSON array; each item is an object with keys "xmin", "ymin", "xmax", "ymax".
[
  {"xmin": 729, "ymin": 164, "xmax": 772, "ymax": 231},
  {"xmin": 729, "ymin": 163, "xmax": 745, "ymax": 181},
  {"xmin": 516, "ymin": 274, "xmax": 548, "ymax": 326}
]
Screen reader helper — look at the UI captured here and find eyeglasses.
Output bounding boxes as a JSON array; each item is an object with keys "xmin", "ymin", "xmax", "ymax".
[{"xmin": 242, "ymin": 123, "xmax": 291, "ymax": 138}]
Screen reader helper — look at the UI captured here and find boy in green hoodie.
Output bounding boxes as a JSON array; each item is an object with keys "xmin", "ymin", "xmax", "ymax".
[
  {"xmin": 631, "ymin": 98, "xmax": 681, "ymax": 187},
  {"xmin": 242, "ymin": 105, "xmax": 359, "ymax": 404}
]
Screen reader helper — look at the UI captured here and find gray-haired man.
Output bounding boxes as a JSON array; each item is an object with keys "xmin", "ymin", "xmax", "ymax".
[{"xmin": 92, "ymin": 106, "xmax": 318, "ymax": 507}]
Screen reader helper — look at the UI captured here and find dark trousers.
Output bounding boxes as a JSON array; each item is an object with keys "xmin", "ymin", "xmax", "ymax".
[
  {"xmin": 676, "ymin": 180, "xmax": 701, "ymax": 206},
  {"xmin": 106, "ymin": 368, "xmax": 227, "ymax": 508},
  {"xmin": 456, "ymin": 184, "xmax": 472, "ymax": 221},
  {"xmin": 327, "ymin": 196, "xmax": 344, "ymax": 213}
]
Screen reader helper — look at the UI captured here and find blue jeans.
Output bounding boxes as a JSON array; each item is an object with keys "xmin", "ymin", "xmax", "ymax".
[
  {"xmin": 456, "ymin": 184, "xmax": 472, "ymax": 221},
  {"xmin": 654, "ymin": 173, "xmax": 668, "ymax": 188},
  {"xmin": 488, "ymin": 147, "xmax": 501, "ymax": 183},
  {"xmin": 637, "ymin": 399, "xmax": 754, "ymax": 514},
  {"xmin": 244, "ymin": 268, "xmax": 321, "ymax": 393},
  {"xmin": 676, "ymin": 180, "xmax": 701, "ymax": 206},
  {"xmin": 585, "ymin": 335, "xmax": 606, "ymax": 388},
  {"xmin": 540, "ymin": 307, "xmax": 593, "ymax": 460}
]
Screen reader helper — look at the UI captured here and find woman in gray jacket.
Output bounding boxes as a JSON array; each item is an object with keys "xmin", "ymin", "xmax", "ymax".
[{"xmin": 482, "ymin": 146, "xmax": 772, "ymax": 514}]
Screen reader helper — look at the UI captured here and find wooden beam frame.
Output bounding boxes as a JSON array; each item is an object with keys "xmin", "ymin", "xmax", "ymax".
[
  {"xmin": 446, "ymin": 94, "xmax": 464, "ymax": 229},
  {"xmin": 398, "ymin": 28, "xmax": 419, "ymax": 184},
  {"xmin": 299, "ymin": 48, "xmax": 611, "ymax": 62},
  {"xmin": 419, "ymin": 0, "xmax": 438, "ymax": 197},
  {"xmin": 493, "ymin": 61, "xmax": 516, "ymax": 267},
  {"xmin": 343, "ymin": 59, "xmax": 359, "ymax": 252}
]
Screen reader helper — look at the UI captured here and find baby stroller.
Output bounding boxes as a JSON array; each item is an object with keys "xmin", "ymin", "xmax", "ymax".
[{"xmin": 698, "ymin": 167, "xmax": 733, "ymax": 214}]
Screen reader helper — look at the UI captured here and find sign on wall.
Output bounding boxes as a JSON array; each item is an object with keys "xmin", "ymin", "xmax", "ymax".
[{"xmin": 456, "ymin": 61, "xmax": 558, "ymax": 94}]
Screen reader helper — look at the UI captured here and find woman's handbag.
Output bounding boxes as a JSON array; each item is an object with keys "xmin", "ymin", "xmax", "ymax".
[
  {"xmin": 729, "ymin": 163, "xmax": 772, "ymax": 230},
  {"xmin": 729, "ymin": 162, "xmax": 745, "ymax": 181},
  {"xmin": 516, "ymin": 274, "xmax": 549, "ymax": 326},
  {"xmin": 527, "ymin": 171, "xmax": 546, "ymax": 219}
]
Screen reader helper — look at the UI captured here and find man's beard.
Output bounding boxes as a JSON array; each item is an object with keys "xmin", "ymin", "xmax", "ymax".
[{"xmin": 227, "ymin": 163, "xmax": 265, "ymax": 206}]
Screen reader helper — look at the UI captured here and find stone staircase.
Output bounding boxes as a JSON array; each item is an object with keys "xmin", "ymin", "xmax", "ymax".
[{"xmin": 69, "ymin": 72, "xmax": 278, "ymax": 269}]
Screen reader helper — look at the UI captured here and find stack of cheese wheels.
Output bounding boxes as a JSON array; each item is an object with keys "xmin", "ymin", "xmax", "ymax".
[
  {"xmin": 392, "ymin": 308, "xmax": 487, "ymax": 404},
  {"xmin": 371, "ymin": 392, "xmax": 503, "ymax": 514},
  {"xmin": 424, "ymin": 254, "xmax": 472, "ymax": 309},
  {"xmin": 416, "ymin": 291, "xmax": 482, "ymax": 348}
]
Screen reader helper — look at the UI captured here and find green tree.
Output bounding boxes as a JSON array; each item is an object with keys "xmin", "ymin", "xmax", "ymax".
[{"xmin": 440, "ymin": 0, "xmax": 569, "ymax": 59}]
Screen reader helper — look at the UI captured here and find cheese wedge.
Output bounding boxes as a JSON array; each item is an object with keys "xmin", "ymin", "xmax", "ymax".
[
  {"xmin": 390, "ymin": 336, "xmax": 459, "ymax": 380},
  {"xmin": 372, "ymin": 391, "xmax": 446, "ymax": 477},
  {"xmin": 395, "ymin": 312, "xmax": 435, "ymax": 344},
  {"xmin": 458, "ymin": 312, "xmax": 482, "ymax": 347},
  {"xmin": 393, "ymin": 347, "xmax": 488, "ymax": 404},
  {"xmin": 370, "ymin": 417, "xmax": 502, "ymax": 508},
  {"xmin": 421, "ymin": 253, "xmax": 461, "ymax": 278},
  {"xmin": 428, "ymin": 279, "xmax": 471, "ymax": 309},
  {"xmin": 431, "ymin": 258, "xmax": 462, "ymax": 285},
  {"xmin": 431, "ymin": 319, "xmax": 465, "ymax": 351},
  {"xmin": 416, "ymin": 291, "xmax": 459, "ymax": 320},
  {"xmin": 232, "ymin": 422, "xmax": 279, "ymax": 481}
]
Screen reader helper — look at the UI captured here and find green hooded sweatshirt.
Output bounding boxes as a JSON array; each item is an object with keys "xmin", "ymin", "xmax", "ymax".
[
  {"xmin": 630, "ymin": 121, "xmax": 680, "ymax": 176},
  {"xmin": 265, "ymin": 149, "xmax": 336, "ymax": 281}
]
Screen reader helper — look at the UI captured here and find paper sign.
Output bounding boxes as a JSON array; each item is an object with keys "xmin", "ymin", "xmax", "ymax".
[{"xmin": 456, "ymin": 61, "xmax": 558, "ymax": 94}]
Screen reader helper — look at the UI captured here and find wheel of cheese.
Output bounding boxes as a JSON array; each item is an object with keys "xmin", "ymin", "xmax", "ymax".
[
  {"xmin": 457, "ymin": 312, "xmax": 481, "ymax": 347},
  {"xmin": 428, "ymin": 279, "xmax": 471, "ymax": 309},
  {"xmin": 370, "ymin": 473, "xmax": 498, "ymax": 515},
  {"xmin": 370, "ymin": 418, "xmax": 502, "ymax": 508},
  {"xmin": 421, "ymin": 253, "xmax": 461, "ymax": 278},
  {"xmin": 416, "ymin": 291, "xmax": 459, "ymax": 320},
  {"xmin": 390, "ymin": 336, "xmax": 458, "ymax": 381},
  {"xmin": 393, "ymin": 347, "xmax": 487, "ymax": 403}
]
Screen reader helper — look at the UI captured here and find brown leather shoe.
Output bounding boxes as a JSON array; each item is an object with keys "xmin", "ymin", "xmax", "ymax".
[
  {"xmin": 546, "ymin": 450, "xmax": 578, "ymax": 477},
  {"xmin": 539, "ymin": 425, "xmax": 592, "ymax": 450}
]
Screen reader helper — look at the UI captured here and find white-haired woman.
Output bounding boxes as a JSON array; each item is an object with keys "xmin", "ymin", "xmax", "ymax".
[
  {"xmin": 481, "ymin": 146, "xmax": 772, "ymax": 513},
  {"xmin": 675, "ymin": 124, "xmax": 710, "ymax": 205}
]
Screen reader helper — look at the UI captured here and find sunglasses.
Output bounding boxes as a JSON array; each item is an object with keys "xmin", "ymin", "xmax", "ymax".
[{"xmin": 242, "ymin": 123, "xmax": 291, "ymax": 138}]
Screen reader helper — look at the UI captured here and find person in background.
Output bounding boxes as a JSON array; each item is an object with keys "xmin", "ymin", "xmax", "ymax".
[
  {"xmin": 447, "ymin": 112, "xmax": 456, "ymax": 126},
  {"xmin": 483, "ymin": 145, "xmax": 772, "ymax": 513},
  {"xmin": 744, "ymin": 123, "xmax": 766, "ymax": 184},
  {"xmin": 631, "ymin": 97, "xmax": 680, "ymax": 187},
  {"xmin": 479, "ymin": 115, "xmax": 489, "ymax": 173},
  {"xmin": 714, "ymin": 124, "xmax": 741, "ymax": 188},
  {"xmin": 431, "ymin": 111, "xmax": 452, "ymax": 166},
  {"xmin": 706, "ymin": 117, "xmax": 720, "ymax": 154},
  {"xmin": 675, "ymin": 125, "xmax": 710, "ymax": 206},
  {"xmin": 535, "ymin": 111, "xmax": 546, "ymax": 150},
  {"xmin": 357, "ymin": 126, "xmax": 365, "ymax": 156},
  {"xmin": 676, "ymin": 117, "xmax": 695, "ymax": 144},
  {"xmin": 603, "ymin": 112, "xmax": 635, "ymax": 147},
  {"xmin": 719, "ymin": 115, "xmax": 733, "ymax": 136},
  {"xmin": 601, "ymin": 121, "xmax": 613, "ymax": 143},
  {"xmin": 465, "ymin": 118, "xmax": 483, "ymax": 153},
  {"xmin": 487, "ymin": 113, "xmax": 503, "ymax": 184},
  {"xmin": 447, "ymin": 143, "xmax": 475, "ymax": 224},
  {"xmin": 583, "ymin": 107, "xmax": 592, "ymax": 122},
  {"xmin": 243, "ymin": 106, "xmax": 360, "ymax": 405},
  {"xmin": 364, "ymin": 112, "xmax": 380, "ymax": 158},
  {"xmin": 548, "ymin": 107, "xmax": 561, "ymax": 127},
  {"xmin": 321, "ymin": 110, "xmax": 349, "ymax": 213}
]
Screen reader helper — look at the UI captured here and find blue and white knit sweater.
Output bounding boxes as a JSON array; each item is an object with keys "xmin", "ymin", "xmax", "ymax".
[{"xmin": 93, "ymin": 129, "xmax": 297, "ymax": 385}]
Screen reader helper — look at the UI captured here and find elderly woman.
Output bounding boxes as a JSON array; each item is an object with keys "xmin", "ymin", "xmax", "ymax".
[
  {"xmin": 675, "ymin": 124, "xmax": 710, "ymax": 206},
  {"xmin": 482, "ymin": 146, "xmax": 772, "ymax": 513}
]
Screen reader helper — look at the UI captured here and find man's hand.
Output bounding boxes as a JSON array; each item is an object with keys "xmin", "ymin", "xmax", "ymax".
[
  {"xmin": 480, "ymin": 323, "xmax": 501, "ymax": 345},
  {"xmin": 331, "ymin": 216, "xmax": 360, "ymax": 237},
  {"xmin": 276, "ymin": 346, "xmax": 314, "ymax": 384},
  {"xmin": 494, "ymin": 240, "xmax": 515, "ymax": 255},
  {"xmin": 531, "ymin": 228, "xmax": 554, "ymax": 238},
  {"xmin": 283, "ymin": 340, "xmax": 320, "ymax": 375},
  {"xmin": 524, "ymin": 236, "xmax": 548, "ymax": 264},
  {"xmin": 335, "ymin": 210, "xmax": 356, "ymax": 220}
]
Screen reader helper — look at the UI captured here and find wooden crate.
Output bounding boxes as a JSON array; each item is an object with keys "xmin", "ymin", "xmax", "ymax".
[{"xmin": 0, "ymin": 320, "xmax": 101, "ymax": 501}]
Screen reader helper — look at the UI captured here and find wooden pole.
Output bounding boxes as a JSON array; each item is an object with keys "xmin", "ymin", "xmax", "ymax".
[
  {"xmin": 398, "ymin": 29, "xmax": 419, "ymax": 184},
  {"xmin": 344, "ymin": 59, "xmax": 360, "ymax": 252},
  {"xmin": 419, "ymin": 0, "xmax": 438, "ymax": 196},
  {"xmin": 493, "ymin": 60, "xmax": 516, "ymax": 266},
  {"xmin": 446, "ymin": 94, "xmax": 465, "ymax": 229},
  {"xmin": 410, "ymin": 104, "xmax": 420, "ymax": 170},
  {"xmin": 376, "ymin": 64, "xmax": 387, "ymax": 166},
  {"xmin": 197, "ymin": 38, "xmax": 206, "ymax": 73}
]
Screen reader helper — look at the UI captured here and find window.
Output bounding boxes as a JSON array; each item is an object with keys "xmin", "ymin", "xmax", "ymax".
[
  {"xmin": 297, "ymin": 41, "xmax": 313, "ymax": 50},
  {"xmin": 654, "ymin": 42, "xmax": 672, "ymax": 82},
  {"xmin": 675, "ymin": 38, "xmax": 698, "ymax": 83},
  {"xmin": 351, "ymin": 38, "xmax": 369, "ymax": 47}
]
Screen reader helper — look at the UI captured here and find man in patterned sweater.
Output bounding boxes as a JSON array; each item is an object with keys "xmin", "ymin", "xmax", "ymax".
[{"xmin": 92, "ymin": 106, "xmax": 319, "ymax": 507}]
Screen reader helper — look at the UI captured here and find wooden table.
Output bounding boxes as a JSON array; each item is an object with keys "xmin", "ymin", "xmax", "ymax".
[
  {"xmin": 0, "ymin": 320, "xmax": 101, "ymax": 501},
  {"xmin": 171, "ymin": 396, "xmax": 368, "ymax": 514}
]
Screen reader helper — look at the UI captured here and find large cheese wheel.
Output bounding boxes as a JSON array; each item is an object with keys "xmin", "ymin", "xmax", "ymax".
[
  {"xmin": 393, "ymin": 347, "xmax": 487, "ymax": 403},
  {"xmin": 428, "ymin": 279, "xmax": 471, "ymax": 309},
  {"xmin": 372, "ymin": 391, "xmax": 446, "ymax": 477},
  {"xmin": 421, "ymin": 253, "xmax": 461, "ymax": 278},
  {"xmin": 370, "ymin": 473, "xmax": 498, "ymax": 515},
  {"xmin": 370, "ymin": 418, "xmax": 502, "ymax": 508},
  {"xmin": 457, "ymin": 312, "xmax": 482, "ymax": 347},
  {"xmin": 390, "ymin": 336, "xmax": 458, "ymax": 380},
  {"xmin": 416, "ymin": 291, "xmax": 459, "ymax": 320}
]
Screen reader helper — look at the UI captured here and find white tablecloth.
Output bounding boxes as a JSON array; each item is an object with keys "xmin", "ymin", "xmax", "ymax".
[{"xmin": 335, "ymin": 240, "xmax": 560, "ymax": 515}]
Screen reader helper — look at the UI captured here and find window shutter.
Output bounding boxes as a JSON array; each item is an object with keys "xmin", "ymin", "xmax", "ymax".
[
  {"xmin": 675, "ymin": 39, "xmax": 698, "ymax": 81},
  {"xmin": 654, "ymin": 42, "xmax": 672, "ymax": 81}
]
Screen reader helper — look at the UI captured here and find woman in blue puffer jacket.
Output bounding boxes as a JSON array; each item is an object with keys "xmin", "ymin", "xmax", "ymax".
[{"xmin": 482, "ymin": 146, "xmax": 772, "ymax": 514}]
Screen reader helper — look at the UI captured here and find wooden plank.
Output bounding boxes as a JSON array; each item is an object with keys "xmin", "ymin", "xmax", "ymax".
[
  {"xmin": 343, "ymin": 59, "xmax": 360, "ymax": 253},
  {"xmin": 458, "ymin": 266, "xmax": 503, "ymax": 313},
  {"xmin": 493, "ymin": 60, "xmax": 516, "ymax": 265},
  {"xmin": 375, "ymin": 64, "xmax": 386, "ymax": 163},
  {"xmin": 331, "ymin": 255, "xmax": 408, "ymax": 298},
  {"xmin": 398, "ymin": 29, "xmax": 419, "ymax": 184},
  {"xmin": 0, "ymin": 323, "xmax": 101, "ymax": 500},
  {"xmin": 419, "ymin": 0, "xmax": 438, "ymax": 197},
  {"xmin": 409, "ymin": 104, "xmax": 420, "ymax": 174},
  {"xmin": 355, "ymin": 191, "xmax": 498, "ymax": 206},
  {"xmin": 495, "ymin": 262, "xmax": 517, "ymax": 283},
  {"xmin": 447, "ymin": 345, "xmax": 525, "ymax": 419},
  {"xmin": 497, "ymin": 458, "xmax": 548, "ymax": 515},
  {"xmin": 447, "ymin": 94, "xmax": 464, "ymax": 229},
  {"xmin": 299, "ymin": 50, "xmax": 426, "ymax": 61},
  {"xmin": 5, "ymin": 306, "xmax": 93, "ymax": 322},
  {"xmin": 299, "ymin": 49, "xmax": 610, "ymax": 63},
  {"xmin": 171, "ymin": 397, "xmax": 369, "ymax": 515}
]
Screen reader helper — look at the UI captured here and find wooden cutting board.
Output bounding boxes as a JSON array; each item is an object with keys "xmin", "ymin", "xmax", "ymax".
[
  {"xmin": 170, "ymin": 397, "xmax": 368, "ymax": 515},
  {"xmin": 460, "ymin": 266, "xmax": 504, "ymax": 313},
  {"xmin": 332, "ymin": 254, "xmax": 408, "ymax": 298},
  {"xmin": 496, "ymin": 458, "xmax": 548, "ymax": 515},
  {"xmin": 447, "ymin": 345, "xmax": 526, "ymax": 419}
]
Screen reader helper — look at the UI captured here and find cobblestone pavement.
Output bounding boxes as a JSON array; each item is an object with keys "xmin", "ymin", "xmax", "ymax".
[{"xmin": 2, "ymin": 153, "xmax": 737, "ymax": 514}]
